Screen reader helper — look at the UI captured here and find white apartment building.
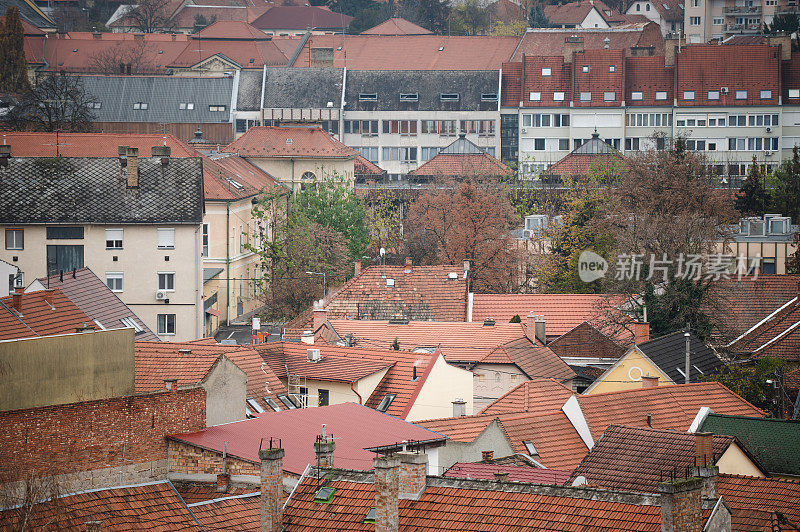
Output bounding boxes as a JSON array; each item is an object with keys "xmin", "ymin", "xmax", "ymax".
[{"xmin": 684, "ymin": 0, "xmax": 797, "ymax": 42}]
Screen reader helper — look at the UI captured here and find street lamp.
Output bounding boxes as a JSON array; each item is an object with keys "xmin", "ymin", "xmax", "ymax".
[{"xmin": 306, "ymin": 271, "xmax": 326, "ymax": 298}]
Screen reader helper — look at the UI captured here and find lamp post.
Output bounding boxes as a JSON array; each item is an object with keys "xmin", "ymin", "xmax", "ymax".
[{"xmin": 306, "ymin": 271, "xmax": 327, "ymax": 298}]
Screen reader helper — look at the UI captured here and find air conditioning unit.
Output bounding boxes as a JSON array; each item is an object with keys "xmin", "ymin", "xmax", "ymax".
[
  {"xmin": 764, "ymin": 151, "xmax": 773, "ymax": 156},
  {"xmin": 523, "ymin": 229, "xmax": 533, "ymax": 239},
  {"xmin": 156, "ymin": 291, "xmax": 168, "ymax": 300},
  {"xmin": 521, "ymin": 128, "xmax": 528, "ymax": 134},
  {"xmin": 307, "ymin": 348, "xmax": 321, "ymax": 362},
  {"xmin": 720, "ymin": 87, "xmax": 729, "ymax": 94}
]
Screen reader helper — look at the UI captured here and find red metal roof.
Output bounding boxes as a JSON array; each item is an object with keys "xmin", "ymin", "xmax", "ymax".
[
  {"xmin": 361, "ymin": 17, "xmax": 432, "ymax": 35},
  {"xmin": 0, "ymin": 131, "xmax": 196, "ymax": 158},
  {"xmin": 0, "ymin": 289, "xmax": 93, "ymax": 341},
  {"xmin": 444, "ymin": 462, "xmax": 571, "ymax": 484},
  {"xmin": 168, "ymin": 402, "xmax": 446, "ymax": 474},
  {"xmin": 222, "ymin": 125, "xmax": 356, "ymax": 158}
]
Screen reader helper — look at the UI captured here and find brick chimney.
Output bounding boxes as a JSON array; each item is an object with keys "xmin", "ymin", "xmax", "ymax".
[
  {"xmin": 658, "ymin": 477, "xmax": 703, "ymax": 532},
  {"xmin": 151, "ymin": 145, "xmax": 171, "ymax": 157},
  {"xmin": 481, "ymin": 450, "xmax": 494, "ymax": 462},
  {"xmin": 564, "ymin": 35, "xmax": 584, "ymax": 63},
  {"xmin": 314, "ymin": 437, "xmax": 335, "ymax": 468},
  {"xmin": 398, "ymin": 451, "xmax": 427, "ymax": 500},
  {"xmin": 11, "ymin": 287, "xmax": 22, "ymax": 312},
  {"xmin": 164, "ymin": 378, "xmax": 177, "ymax": 392},
  {"xmin": 259, "ymin": 447, "xmax": 285, "ymax": 532},
  {"xmin": 404, "ymin": 257, "xmax": 412, "ymax": 273},
  {"xmin": 312, "ymin": 301, "xmax": 327, "ymax": 332},
  {"xmin": 125, "ymin": 147, "xmax": 139, "ymax": 188},
  {"xmin": 642, "ymin": 375, "xmax": 659, "ymax": 388},
  {"xmin": 216, "ymin": 473, "xmax": 230, "ymax": 493},
  {"xmin": 354, "ymin": 259, "xmax": 361, "ymax": 276},
  {"xmin": 695, "ymin": 432, "xmax": 713, "ymax": 468},
  {"xmin": 631, "ymin": 321, "xmax": 650, "ymax": 345},
  {"xmin": 494, "ymin": 471, "xmax": 509, "ymax": 482},
  {"xmin": 373, "ymin": 455, "xmax": 400, "ymax": 532}
]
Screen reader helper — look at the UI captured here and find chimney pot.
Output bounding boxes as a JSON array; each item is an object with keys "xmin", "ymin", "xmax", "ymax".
[
  {"xmin": 452, "ymin": 398, "xmax": 466, "ymax": 417},
  {"xmin": 404, "ymin": 257, "xmax": 412, "ymax": 273},
  {"xmin": 373, "ymin": 455, "xmax": 400, "ymax": 532},
  {"xmin": 481, "ymin": 450, "xmax": 494, "ymax": 462},
  {"xmin": 259, "ymin": 447, "xmax": 285, "ymax": 532},
  {"xmin": 312, "ymin": 302, "xmax": 327, "ymax": 332},
  {"xmin": 216, "ymin": 473, "xmax": 230, "ymax": 493},
  {"xmin": 642, "ymin": 375, "xmax": 659, "ymax": 389},
  {"xmin": 494, "ymin": 471, "xmax": 510, "ymax": 482}
]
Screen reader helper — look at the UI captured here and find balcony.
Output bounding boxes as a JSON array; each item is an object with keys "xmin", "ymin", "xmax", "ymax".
[
  {"xmin": 723, "ymin": 5, "xmax": 762, "ymax": 14},
  {"xmin": 726, "ymin": 23, "xmax": 762, "ymax": 32},
  {"xmin": 776, "ymin": 4, "xmax": 800, "ymax": 14}
]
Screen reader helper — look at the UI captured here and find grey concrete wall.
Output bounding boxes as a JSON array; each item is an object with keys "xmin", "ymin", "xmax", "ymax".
[
  {"xmin": 203, "ymin": 356, "xmax": 247, "ymax": 426},
  {"xmin": 435, "ymin": 420, "xmax": 515, "ymax": 473}
]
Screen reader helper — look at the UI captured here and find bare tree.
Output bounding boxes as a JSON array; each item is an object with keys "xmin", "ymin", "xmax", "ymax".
[
  {"xmin": 3, "ymin": 74, "xmax": 96, "ymax": 132},
  {"xmin": 89, "ymin": 40, "xmax": 155, "ymax": 74},
  {"xmin": 123, "ymin": 0, "xmax": 176, "ymax": 33}
]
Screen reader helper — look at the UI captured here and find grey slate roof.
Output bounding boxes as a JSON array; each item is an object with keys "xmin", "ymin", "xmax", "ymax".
[
  {"xmin": 79, "ymin": 75, "xmax": 234, "ymax": 123},
  {"xmin": 0, "ymin": 0, "xmax": 55, "ymax": 29},
  {"xmin": 36, "ymin": 267, "xmax": 159, "ymax": 341},
  {"xmin": 262, "ymin": 67, "xmax": 344, "ymax": 109},
  {"xmin": 638, "ymin": 331, "xmax": 724, "ymax": 383},
  {"xmin": 344, "ymin": 70, "xmax": 499, "ymax": 111},
  {"xmin": 203, "ymin": 267, "xmax": 224, "ymax": 284},
  {"xmin": 236, "ymin": 70, "xmax": 263, "ymax": 111},
  {"xmin": 0, "ymin": 157, "xmax": 204, "ymax": 224}
]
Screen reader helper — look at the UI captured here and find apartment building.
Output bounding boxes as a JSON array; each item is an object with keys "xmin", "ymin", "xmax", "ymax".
[
  {"xmin": 501, "ymin": 36, "xmax": 798, "ymax": 181},
  {"xmin": 0, "ymin": 146, "xmax": 204, "ymax": 341},
  {"xmin": 625, "ymin": 0, "xmax": 685, "ymax": 36},
  {"xmin": 684, "ymin": 0, "xmax": 797, "ymax": 42}
]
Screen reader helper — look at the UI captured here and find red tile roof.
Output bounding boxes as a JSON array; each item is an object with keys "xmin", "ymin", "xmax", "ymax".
[
  {"xmin": 353, "ymin": 153, "xmax": 385, "ymax": 176},
  {"xmin": 514, "ymin": 55, "xmax": 572, "ymax": 108},
  {"xmin": 361, "ymin": 17, "xmax": 432, "ymax": 35},
  {"xmin": 782, "ymin": 54, "xmax": 800, "ymax": 103},
  {"xmin": 284, "ymin": 472, "xmax": 667, "ymax": 530},
  {"xmin": 675, "ymin": 44, "xmax": 781, "ymax": 107},
  {"xmin": 289, "ymin": 34, "xmax": 520, "ymax": 69},
  {"xmin": 169, "ymin": 5, "xmax": 270, "ymax": 29},
  {"xmin": 625, "ymin": 55, "xmax": 675, "ymax": 107},
  {"xmin": 192, "ymin": 20, "xmax": 271, "ymax": 40},
  {"xmin": 548, "ymin": 322, "xmax": 626, "ymax": 359},
  {"xmin": 545, "ymin": 0, "xmax": 628, "ymax": 26},
  {"xmin": 0, "ymin": 480, "xmax": 201, "ymax": 530},
  {"xmin": 728, "ymin": 296, "xmax": 800, "ymax": 360},
  {"xmin": 444, "ymin": 462, "xmax": 571, "ymax": 484},
  {"xmin": 134, "ymin": 341, "xmax": 287, "ymax": 412},
  {"xmin": 204, "ymin": 153, "xmax": 283, "ymax": 200},
  {"xmin": 222, "ymin": 125, "xmax": 356, "ymax": 158},
  {"xmin": 572, "ymin": 49, "xmax": 625, "ymax": 108},
  {"xmin": 251, "ymin": 5, "xmax": 352, "ymax": 30},
  {"xmin": 35, "ymin": 267, "xmax": 158, "ymax": 341},
  {"xmin": 188, "ymin": 493, "xmax": 261, "ymax": 529},
  {"xmin": 568, "ymin": 425, "xmax": 742, "ymax": 493},
  {"xmin": 712, "ymin": 275, "xmax": 800, "ymax": 340},
  {"xmin": 174, "ymin": 483, "xmax": 258, "ymax": 504},
  {"xmin": 0, "ymin": 131, "xmax": 196, "ymax": 158},
  {"xmin": 409, "ymin": 152, "xmax": 511, "ymax": 178},
  {"xmin": 169, "ymin": 402, "xmax": 446, "ymax": 474},
  {"xmin": 471, "ymin": 293, "xmax": 627, "ymax": 337},
  {"xmin": 715, "ymin": 474, "xmax": 800, "ymax": 526},
  {"xmin": 0, "ymin": 289, "xmax": 93, "ymax": 341},
  {"xmin": 257, "ymin": 342, "xmax": 394, "ymax": 383},
  {"xmin": 168, "ymin": 38, "xmax": 288, "ymax": 68},
  {"xmin": 480, "ymin": 378, "xmax": 575, "ymax": 415},
  {"xmin": 511, "ymin": 24, "xmax": 664, "ymax": 60}
]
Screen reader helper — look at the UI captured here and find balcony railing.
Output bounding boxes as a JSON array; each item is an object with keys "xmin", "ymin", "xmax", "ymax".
[
  {"xmin": 723, "ymin": 5, "xmax": 762, "ymax": 14},
  {"xmin": 776, "ymin": 4, "xmax": 800, "ymax": 14}
]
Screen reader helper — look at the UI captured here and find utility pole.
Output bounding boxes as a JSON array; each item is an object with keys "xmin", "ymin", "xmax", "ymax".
[{"xmin": 684, "ymin": 329, "xmax": 691, "ymax": 384}]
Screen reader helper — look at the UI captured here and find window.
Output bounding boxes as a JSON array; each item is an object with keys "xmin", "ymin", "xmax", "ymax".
[
  {"xmin": 209, "ymin": 105, "xmax": 226, "ymax": 112},
  {"xmin": 358, "ymin": 93, "xmax": 377, "ymax": 101},
  {"xmin": 530, "ymin": 138, "xmax": 544, "ymax": 151},
  {"xmin": 523, "ymin": 440, "xmax": 538, "ymax": 456},
  {"xmin": 790, "ymin": 89, "xmax": 800, "ymax": 99},
  {"xmin": 707, "ymin": 90, "xmax": 720, "ymax": 100},
  {"xmin": 106, "ymin": 272, "xmax": 123, "ymax": 292},
  {"xmin": 631, "ymin": 91, "xmax": 643, "ymax": 101},
  {"xmin": 655, "ymin": 91, "xmax": 668, "ymax": 101},
  {"xmin": 604, "ymin": 91, "xmax": 616, "ymax": 101},
  {"xmin": 157, "ymin": 314, "xmax": 176, "ymax": 335},
  {"xmin": 318, "ymin": 389, "xmax": 329, "ymax": 406},
  {"xmin": 440, "ymin": 93, "xmax": 460, "ymax": 101},
  {"xmin": 5, "ymin": 229, "xmax": 22, "ymax": 250},
  {"xmin": 381, "ymin": 147, "xmax": 417, "ymax": 163},
  {"xmin": 364, "ymin": 508, "xmax": 377, "ymax": 523},
  {"xmin": 541, "ymin": 67, "xmax": 552, "ymax": 76},
  {"xmin": 580, "ymin": 92, "xmax": 592, "ymax": 101},
  {"xmin": 264, "ymin": 397, "xmax": 281, "ymax": 411},
  {"xmin": 314, "ymin": 487, "xmax": 336, "ymax": 503},
  {"xmin": 376, "ymin": 393, "xmax": 396, "ymax": 412},
  {"xmin": 558, "ymin": 138, "xmax": 570, "ymax": 151},
  {"xmin": 421, "ymin": 147, "xmax": 439, "ymax": 161},
  {"xmin": 157, "ymin": 228, "xmax": 175, "ymax": 249},
  {"xmin": 105, "ymin": 228, "xmax": 123, "ymax": 249},
  {"xmin": 158, "ymin": 272, "xmax": 175, "ymax": 291},
  {"xmin": 357, "ymin": 146, "xmax": 379, "ymax": 163},
  {"xmin": 689, "ymin": 16, "xmax": 701, "ymax": 25},
  {"xmin": 646, "ymin": 3, "xmax": 650, "ymax": 9},
  {"xmin": 683, "ymin": 91, "xmax": 695, "ymax": 100},
  {"xmin": 421, "ymin": 120, "xmax": 458, "ymax": 135},
  {"xmin": 625, "ymin": 137, "xmax": 640, "ymax": 151},
  {"xmin": 690, "ymin": 0, "xmax": 700, "ymax": 6},
  {"xmin": 277, "ymin": 394, "xmax": 298, "ymax": 409},
  {"xmin": 382, "ymin": 120, "xmax": 418, "ymax": 136},
  {"xmin": 133, "ymin": 102, "xmax": 148, "ymax": 109},
  {"xmin": 553, "ymin": 92, "xmax": 565, "ymax": 101},
  {"xmin": 481, "ymin": 93, "xmax": 498, "ymax": 101},
  {"xmin": 609, "ymin": 65, "xmax": 616, "ymax": 72},
  {"xmin": 735, "ymin": 90, "xmax": 747, "ymax": 100},
  {"xmin": 636, "ymin": 2, "xmax": 640, "ymax": 9},
  {"xmin": 202, "ymin": 224, "xmax": 208, "ymax": 257},
  {"xmin": 760, "ymin": 90, "xmax": 772, "ymax": 100},
  {"xmin": 246, "ymin": 398, "xmax": 265, "ymax": 414},
  {"xmin": 46, "ymin": 245, "xmax": 83, "ymax": 275},
  {"xmin": 179, "ymin": 103, "xmax": 194, "ymax": 110},
  {"xmin": 529, "ymin": 92, "xmax": 541, "ymax": 101},
  {"xmin": 47, "ymin": 226, "xmax": 83, "ymax": 239},
  {"xmin": 346, "ymin": 120, "xmax": 379, "ymax": 136},
  {"xmin": 399, "ymin": 92, "xmax": 419, "ymax": 101},
  {"xmin": 581, "ymin": 65, "xmax": 589, "ymax": 73}
]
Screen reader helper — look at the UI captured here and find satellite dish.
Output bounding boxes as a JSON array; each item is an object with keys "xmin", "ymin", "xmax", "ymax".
[{"xmin": 380, "ymin": 247, "xmax": 386, "ymax": 257}]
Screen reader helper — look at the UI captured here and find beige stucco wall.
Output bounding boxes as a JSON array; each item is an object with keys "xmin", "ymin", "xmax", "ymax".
[
  {"xmin": 202, "ymin": 356, "xmax": 248, "ymax": 426},
  {"xmin": 716, "ymin": 240, "xmax": 798, "ymax": 275},
  {"xmin": 406, "ymin": 355, "xmax": 474, "ymax": 422},
  {"xmin": 0, "ymin": 223, "xmax": 202, "ymax": 341},
  {"xmin": 472, "ymin": 363, "xmax": 529, "ymax": 412},
  {"xmin": 246, "ymin": 157, "xmax": 354, "ymax": 193},
  {"xmin": 716, "ymin": 443, "xmax": 766, "ymax": 478},
  {"xmin": 435, "ymin": 420, "xmax": 515, "ymax": 474},
  {"xmin": 584, "ymin": 347, "xmax": 673, "ymax": 394},
  {"xmin": 279, "ymin": 367, "xmax": 390, "ymax": 407},
  {"xmin": 0, "ymin": 328, "xmax": 134, "ymax": 411}
]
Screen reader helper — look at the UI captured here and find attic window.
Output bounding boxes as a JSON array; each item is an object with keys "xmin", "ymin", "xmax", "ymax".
[
  {"xmin": 179, "ymin": 103, "xmax": 195, "ymax": 110},
  {"xmin": 541, "ymin": 67, "xmax": 552, "ymax": 76},
  {"xmin": 226, "ymin": 178, "xmax": 244, "ymax": 190},
  {"xmin": 735, "ymin": 90, "xmax": 747, "ymax": 100},
  {"xmin": 286, "ymin": 138, "xmax": 293, "ymax": 145},
  {"xmin": 133, "ymin": 102, "xmax": 148, "ymax": 110},
  {"xmin": 209, "ymin": 105, "xmax": 227, "ymax": 112},
  {"xmin": 277, "ymin": 394, "xmax": 298, "ymax": 409},
  {"xmin": 529, "ymin": 92, "xmax": 541, "ymax": 101},
  {"xmin": 655, "ymin": 91, "xmax": 668, "ymax": 100},
  {"xmin": 386, "ymin": 278, "xmax": 395, "ymax": 287},
  {"xmin": 609, "ymin": 65, "xmax": 616, "ymax": 72},
  {"xmin": 364, "ymin": 507, "xmax": 377, "ymax": 523},
  {"xmin": 631, "ymin": 91, "xmax": 643, "ymax": 100},
  {"xmin": 249, "ymin": 58, "xmax": 255, "ymax": 63},
  {"xmin": 438, "ymin": 46, "xmax": 444, "ymax": 51},
  {"xmin": 246, "ymin": 398, "xmax": 265, "ymax": 414},
  {"xmin": 264, "ymin": 397, "xmax": 282, "ymax": 411},
  {"xmin": 553, "ymin": 92, "xmax": 565, "ymax": 101},
  {"xmin": 789, "ymin": 89, "xmax": 800, "ymax": 98},
  {"xmin": 359, "ymin": 93, "xmax": 378, "ymax": 101},
  {"xmin": 581, "ymin": 65, "xmax": 589, "ymax": 73},
  {"xmin": 91, "ymin": 102, "xmax": 102, "ymax": 109},
  {"xmin": 120, "ymin": 316, "xmax": 143, "ymax": 333},
  {"xmin": 314, "ymin": 487, "xmax": 336, "ymax": 503},
  {"xmin": 481, "ymin": 93, "xmax": 498, "ymax": 102},
  {"xmin": 400, "ymin": 93, "xmax": 419, "ymax": 102},
  {"xmin": 523, "ymin": 440, "xmax": 538, "ymax": 455},
  {"xmin": 440, "ymin": 93, "xmax": 459, "ymax": 101},
  {"xmin": 376, "ymin": 393, "xmax": 396, "ymax": 412}
]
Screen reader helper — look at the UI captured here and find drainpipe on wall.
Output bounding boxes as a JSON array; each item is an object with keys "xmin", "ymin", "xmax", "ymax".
[
  {"xmin": 226, "ymin": 201, "xmax": 231, "ymax": 325},
  {"xmin": 350, "ymin": 382, "xmax": 362, "ymax": 404}
]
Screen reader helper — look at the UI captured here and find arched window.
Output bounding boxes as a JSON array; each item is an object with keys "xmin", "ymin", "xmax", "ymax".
[{"xmin": 301, "ymin": 171, "xmax": 316, "ymax": 181}]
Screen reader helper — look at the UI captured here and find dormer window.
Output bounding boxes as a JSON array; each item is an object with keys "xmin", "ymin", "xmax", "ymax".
[
  {"xmin": 440, "ymin": 93, "xmax": 460, "ymax": 101},
  {"xmin": 631, "ymin": 91, "xmax": 643, "ymax": 100},
  {"xmin": 541, "ymin": 67, "xmax": 552, "ymax": 76},
  {"xmin": 400, "ymin": 93, "xmax": 419, "ymax": 102},
  {"xmin": 609, "ymin": 65, "xmax": 616, "ymax": 72},
  {"xmin": 481, "ymin": 93, "xmax": 498, "ymax": 101},
  {"xmin": 133, "ymin": 102, "xmax": 148, "ymax": 110},
  {"xmin": 359, "ymin": 93, "xmax": 378, "ymax": 101},
  {"xmin": 581, "ymin": 65, "xmax": 589, "ymax": 73}
]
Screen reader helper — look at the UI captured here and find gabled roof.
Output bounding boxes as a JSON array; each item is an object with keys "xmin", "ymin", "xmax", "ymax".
[
  {"xmin": 188, "ymin": 493, "xmax": 260, "ymax": 530},
  {"xmin": 134, "ymin": 340, "xmax": 287, "ymax": 412},
  {"xmin": 444, "ymin": 462, "xmax": 571, "ymax": 484},
  {"xmin": 34, "ymin": 268, "xmax": 158, "ymax": 341},
  {"xmin": 0, "ymin": 480, "xmax": 200, "ymax": 530},
  {"xmin": 168, "ymin": 402, "xmax": 445, "ymax": 474},
  {"xmin": 168, "ymin": 38, "xmax": 288, "ymax": 68},
  {"xmin": 250, "ymin": 5, "xmax": 352, "ymax": 30},
  {"xmin": 700, "ymin": 413, "xmax": 800, "ymax": 477},
  {"xmin": 545, "ymin": 0, "xmax": 628, "ymax": 26},
  {"xmin": 0, "ymin": 132, "xmax": 196, "ymax": 158},
  {"xmin": 410, "ymin": 136, "xmax": 510, "ymax": 178},
  {"xmin": 542, "ymin": 134, "xmax": 625, "ymax": 179},
  {"xmin": 0, "ymin": 289, "xmax": 92, "ymax": 341},
  {"xmin": 641, "ymin": 0, "xmax": 684, "ymax": 22},
  {"xmin": 638, "ymin": 331, "xmax": 724, "ymax": 383},
  {"xmin": 727, "ymin": 296, "xmax": 800, "ymax": 360},
  {"xmin": 0, "ymin": 157, "xmax": 204, "ymax": 225},
  {"xmin": 480, "ymin": 378, "xmax": 576, "ymax": 415},
  {"xmin": 222, "ymin": 126, "xmax": 356, "ymax": 158},
  {"xmin": 204, "ymin": 153, "xmax": 283, "ymax": 201},
  {"xmin": 257, "ymin": 342, "xmax": 394, "ymax": 383},
  {"xmin": 354, "ymin": 154, "xmax": 385, "ymax": 176},
  {"xmin": 549, "ymin": 322, "xmax": 626, "ymax": 359},
  {"xmin": 191, "ymin": 20, "xmax": 271, "ymax": 40},
  {"xmin": 568, "ymin": 425, "xmax": 744, "ymax": 493},
  {"xmin": 284, "ymin": 469, "xmax": 670, "ymax": 530},
  {"xmin": 361, "ymin": 17, "xmax": 433, "ymax": 35}
]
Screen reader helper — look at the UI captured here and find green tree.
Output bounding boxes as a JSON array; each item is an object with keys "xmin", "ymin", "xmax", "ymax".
[
  {"xmin": 704, "ymin": 358, "xmax": 787, "ymax": 417},
  {"xmin": 765, "ymin": 13, "xmax": 799, "ymax": 34},
  {"xmin": 528, "ymin": 4, "xmax": 553, "ymax": 28},
  {"xmin": 0, "ymin": 7, "xmax": 31, "ymax": 93},
  {"xmin": 349, "ymin": 8, "xmax": 384, "ymax": 33},
  {"xmin": 415, "ymin": 0, "xmax": 450, "ymax": 33},
  {"xmin": 450, "ymin": 0, "xmax": 489, "ymax": 35},
  {"xmin": 293, "ymin": 172, "xmax": 369, "ymax": 261},
  {"xmin": 735, "ymin": 155, "xmax": 770, "ymax": 217},
  {"xmin": 769, "ymin": 146, "xmax": 800, "ymax": 223}
]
